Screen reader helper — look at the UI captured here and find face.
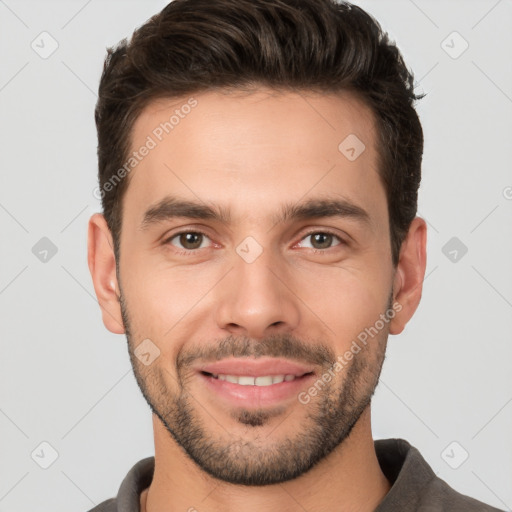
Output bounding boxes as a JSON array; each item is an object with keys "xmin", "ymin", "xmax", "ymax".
[{"xmin": 92, "ymin": 88, "xmax": 422, "ymax": 486}]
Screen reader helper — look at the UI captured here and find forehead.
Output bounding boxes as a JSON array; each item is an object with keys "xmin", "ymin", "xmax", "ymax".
[{"xmin": 122, "ymin": 87, "xmax": 385, "ymax": 228}]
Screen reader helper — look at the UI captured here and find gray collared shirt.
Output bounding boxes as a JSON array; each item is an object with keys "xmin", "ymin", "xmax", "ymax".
[{"xmin": 87, "ymin": 438, "xmax": 504, "ymax": 512}]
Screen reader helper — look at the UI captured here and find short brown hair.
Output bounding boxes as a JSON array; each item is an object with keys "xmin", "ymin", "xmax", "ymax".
[{"xmin": 95, "ymin": 0, "xmax": 424, "ymax": 267}]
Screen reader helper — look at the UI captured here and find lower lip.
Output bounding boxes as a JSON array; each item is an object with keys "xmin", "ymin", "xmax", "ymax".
[{"xmin": 198, "ymin": 372, "xmax": 316, "ymax": 408}]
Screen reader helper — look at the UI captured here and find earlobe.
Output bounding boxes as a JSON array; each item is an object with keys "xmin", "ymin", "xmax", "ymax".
[
  {"xmin": 87, "ymin": 213, "xmax": 125, "ymax": 334},
  {"xmin": 389, "ymin": 217, "xmax": 427, "ymax": 335}
]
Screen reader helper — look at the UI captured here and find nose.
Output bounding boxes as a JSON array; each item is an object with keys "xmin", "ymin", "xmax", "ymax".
[{"xmin": 213, "ymin": 247, "xmax": 300, "ymax": 340}]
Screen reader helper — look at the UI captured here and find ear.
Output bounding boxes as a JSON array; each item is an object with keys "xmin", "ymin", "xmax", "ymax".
[
  {"xmin": 87, "ymin": 213, "xmax": 125, "ymax": 334},
  {"xmin": 389, "ymin": 217, "xmax": 427, "ymax": 335}
]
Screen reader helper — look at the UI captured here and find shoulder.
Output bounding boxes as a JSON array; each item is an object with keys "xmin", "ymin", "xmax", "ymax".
[
  {"xmin": 83, "ymin": 456, "xmax": 154, "ymax": 512},
  {"xmin": 417, "ymin": 474, "xmax": 505, "ymax": 511},
  {"xmin": 374, "ymin": 438, "xmax": 504, "ymax": 512}
]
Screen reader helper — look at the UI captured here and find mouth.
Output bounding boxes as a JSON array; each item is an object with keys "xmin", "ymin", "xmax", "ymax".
[
  {"xmin": 200, "ymin": 371, "xmax": 313, "ymax": 386},
  {"xmin": 195, "ymin": 358, "xmax": 317, "ymax": 407},
  {"xmin": 196, "ymin": 356, "xmax": 316, "ymax": 379}
]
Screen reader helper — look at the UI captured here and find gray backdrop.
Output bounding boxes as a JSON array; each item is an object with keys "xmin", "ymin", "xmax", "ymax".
[{"xmin": 0, "ymin": 0, "xmax": 511, "ymax": 510}]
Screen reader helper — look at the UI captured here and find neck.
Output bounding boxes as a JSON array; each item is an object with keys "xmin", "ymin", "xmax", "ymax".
[{"xmin": 141, "ymin": 407, "xmax": 391, "ymax": 512}]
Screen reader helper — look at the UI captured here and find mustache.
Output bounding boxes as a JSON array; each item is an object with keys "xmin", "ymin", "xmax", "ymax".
[{"xmin": 176, "ymin": 333, "xmax": 336, "ymax": 371}]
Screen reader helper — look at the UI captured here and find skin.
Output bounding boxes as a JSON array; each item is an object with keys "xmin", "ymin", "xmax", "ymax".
[{"xmin": 88, "ymin": 88, "xmax": 427, "ymax": 512}]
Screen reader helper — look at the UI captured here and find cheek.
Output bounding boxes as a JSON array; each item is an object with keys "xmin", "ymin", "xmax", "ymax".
[
  {"xmin": 121, "ymin": 258, "xmax": 217, "ymax": 341},
  {"xmin": 296, "ymin": 264, "xmax": 391, "ymax": 347}
]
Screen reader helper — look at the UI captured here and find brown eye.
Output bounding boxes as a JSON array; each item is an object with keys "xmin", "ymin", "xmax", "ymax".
[
  {"xmin": 166, "ymin": 231, "xmax": 210, "ymax": 251},
  {"xmin": 179, "ymin": 233, "xmax": 203, "ymax": 249},
  {"xmin": 299, "ymin": 231, "xmax": 343, "ymax": 251},
  {"xmin": 311, "ymin": 233, "xmax": 333, "ymax": 249}
]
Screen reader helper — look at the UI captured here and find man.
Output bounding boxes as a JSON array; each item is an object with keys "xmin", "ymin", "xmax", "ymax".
[{"xmin": 87, "ymin": 0, "xmax": 503, "ymax": 510}]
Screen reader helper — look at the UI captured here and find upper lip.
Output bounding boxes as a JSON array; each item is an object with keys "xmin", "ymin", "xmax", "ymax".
[{"xmin": 196, "ymin": 357, "xmax": 315, "ymax": 377}]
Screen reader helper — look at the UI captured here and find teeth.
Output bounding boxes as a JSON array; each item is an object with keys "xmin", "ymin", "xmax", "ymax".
[{"xmin": 210, "ymin": 374, "xmax": 297, "ymax": 385}]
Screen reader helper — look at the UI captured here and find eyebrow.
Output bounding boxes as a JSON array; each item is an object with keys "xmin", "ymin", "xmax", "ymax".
[{"xmin": 139, "ymin": 195, "xmax": 371, "ymax": 231}]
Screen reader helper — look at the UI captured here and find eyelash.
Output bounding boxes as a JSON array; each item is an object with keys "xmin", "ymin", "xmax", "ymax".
[{"xmin": 163, "ymin": 229, "xmax": 346, "ymax": 256}]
